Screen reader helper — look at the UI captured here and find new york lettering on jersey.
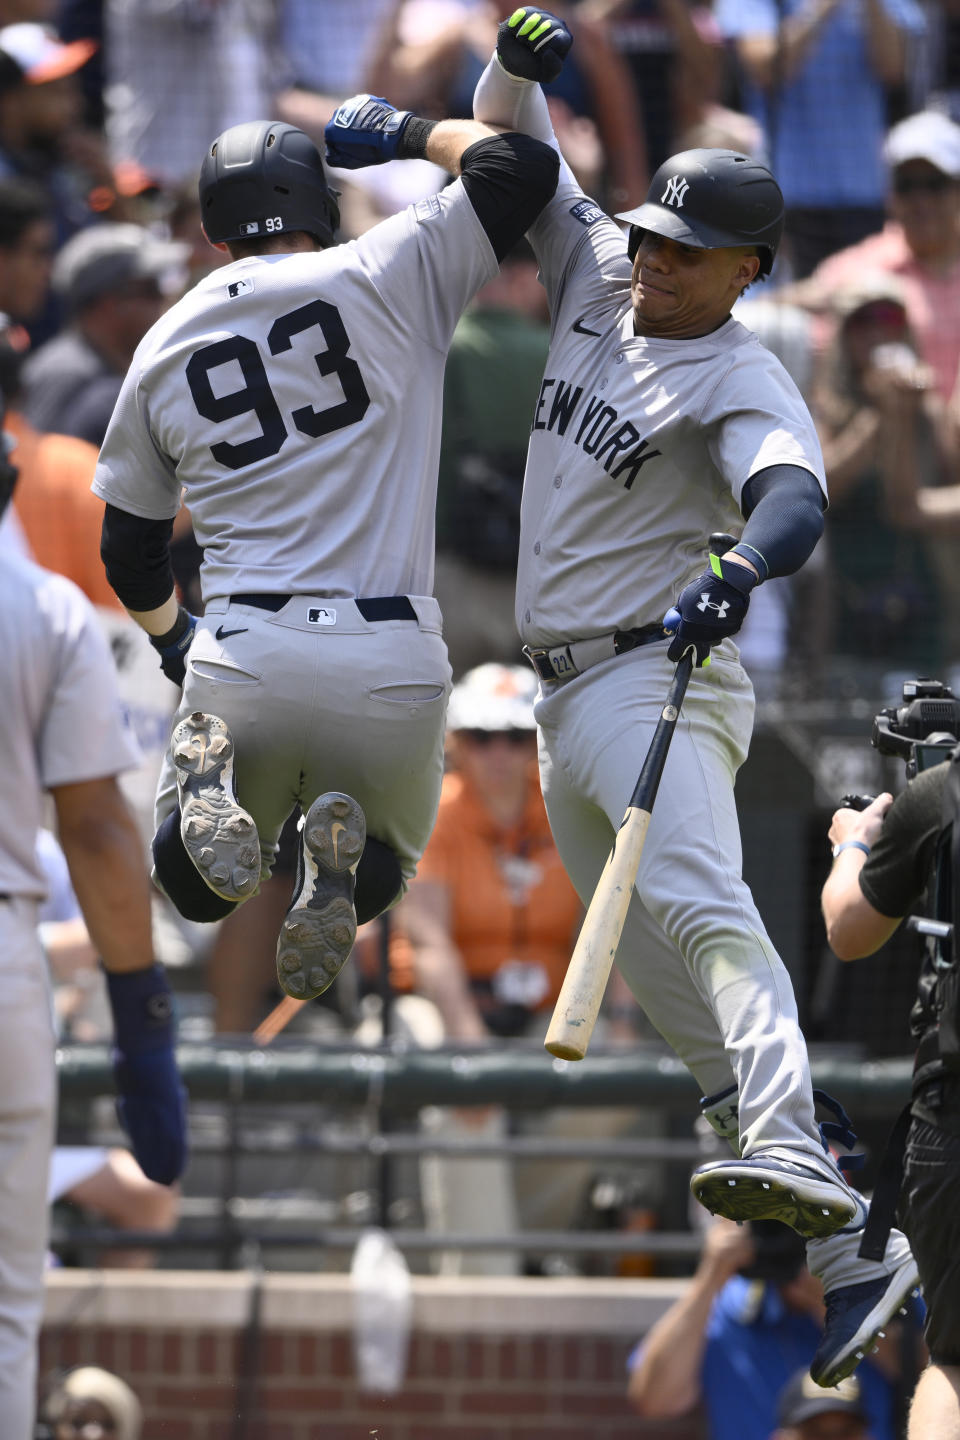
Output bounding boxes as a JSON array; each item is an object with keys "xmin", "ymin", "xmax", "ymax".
[{"xmin": 532, "ymin": 375, "xmax": 661, "ymax": 488}]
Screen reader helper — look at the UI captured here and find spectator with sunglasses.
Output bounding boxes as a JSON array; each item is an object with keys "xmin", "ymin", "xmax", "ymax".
[{"xmin": 797, "ymin": 113, "xmax": 960, "ymax": 436}]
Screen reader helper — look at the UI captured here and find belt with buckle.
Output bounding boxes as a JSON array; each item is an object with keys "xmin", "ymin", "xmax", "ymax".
[
  {"xmin": 523, "ymin": 622, "xmax": 666, "ymax": 685},
  {"xmin": 229, "ymin": 593, "xmax": 417, "ymax": 622}
]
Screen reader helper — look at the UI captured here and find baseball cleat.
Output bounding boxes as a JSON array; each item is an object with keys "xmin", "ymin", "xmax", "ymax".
[
  {"xmin": 808, "ymin": 1239, "xmax": 921, "ymax": 1388},
  {"xmin": 690, "ymin": 1151, "xmax": 868, "ymax": 1240},
  {"xmin": 275, "ymin": 792, "xmax": 366, "ymax": 1001},
  {"xmin": 172, "ymin": 711, "xmax": 260, "ymax": 902}
]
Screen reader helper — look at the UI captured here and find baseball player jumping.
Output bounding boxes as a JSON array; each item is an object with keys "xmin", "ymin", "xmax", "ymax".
[
  {"xmin": 93, "ymin": 106, "xmax": 559, "ymax": 1003},
  {"xmin": 473, "ymin": 8, "xmax": 919, "ymax": 1387}
]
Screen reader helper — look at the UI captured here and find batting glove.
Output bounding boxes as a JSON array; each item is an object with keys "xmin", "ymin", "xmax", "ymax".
[
  {"xmin": 497, "ymin": 7, "xmax": 573, "ymax": 84},
  {"xmin": 324, "ymin": 94, "xmax": 414, "ymax": 170},
  {"xmin": 663, "ymin": 555, "xmax": 757, "ymax": 667},
  {"xmin": 106, "ymin": 964, "xmax": 188, "ymax": 1186},
  {"xmin": 150, "ymin": 604, "xmax": 197, "ymax": 687}
]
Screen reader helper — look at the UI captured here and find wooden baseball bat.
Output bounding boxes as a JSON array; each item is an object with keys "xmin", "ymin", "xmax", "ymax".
[
  {"xmin": 544, "ymin": 533, "xmax": 737, "ymax": 1062},
  {"xmin": 543, "ymin": 650, "xmax": 694, "ymax": 1060}
]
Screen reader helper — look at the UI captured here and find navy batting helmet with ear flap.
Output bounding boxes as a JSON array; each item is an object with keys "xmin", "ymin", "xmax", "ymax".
[
  {"xmin": 616, "ymin": 149, "xmax": 784, "ymax": 278},
  {"xmin": 199, "ymin": 121, "xmax": 340, "ymax": 248}
]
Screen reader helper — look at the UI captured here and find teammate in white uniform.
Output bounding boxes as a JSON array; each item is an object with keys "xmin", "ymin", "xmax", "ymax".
[
  {"xmin": 94, "ymin": 104, "xmax": 559, "ymax": 1003},
  {"xmin": 474, "ymin": 7, "xmax": 920, "ymax": 1388},
  {"xmin": 0, "ymin": 408, "xmax": 185, "ymax": 1439}
]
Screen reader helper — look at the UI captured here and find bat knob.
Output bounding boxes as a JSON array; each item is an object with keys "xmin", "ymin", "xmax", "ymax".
[
  {"xmin": 662, "ymin": 607, "xmax": 680, "ymax": 635},
  {"xmin": 709, "ymin": 532, "xmax": 738, "ymax": 557}
]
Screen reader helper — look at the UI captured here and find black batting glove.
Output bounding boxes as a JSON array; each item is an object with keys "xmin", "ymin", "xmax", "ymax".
[
  {"xmin": 150, "ymin": 604, "xmax": 197, "ymax": 687},
  {"xmin": 662, "ymin": 555, "xmax": 757, "ymax": 667},
  {"xmin": 497, "ymin": 7, "xmax": 573, "ymax": 84}
]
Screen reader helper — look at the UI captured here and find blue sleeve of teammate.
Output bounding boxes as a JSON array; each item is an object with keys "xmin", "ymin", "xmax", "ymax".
[{"xmin": 734, "ymin": 464, "xmax": 826, "ymax": 582}]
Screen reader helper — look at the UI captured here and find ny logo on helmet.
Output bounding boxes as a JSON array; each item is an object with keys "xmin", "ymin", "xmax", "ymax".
[
  {"xmin": 698, "ymin": 595, "xmax": 730, "ymax": 617},
  {"xmin": 661, "ymin": 175, "xmax": 690, "ymax": 209}
]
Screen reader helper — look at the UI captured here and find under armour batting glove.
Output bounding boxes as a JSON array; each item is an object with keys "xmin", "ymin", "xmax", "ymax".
[
  {"xmin": 106, "ymin": 964, "xmax": 188, "ymax": 1186},
  {"xmin": 497, "ymin": 7, "xmax": 573, "ymax": 84},
  {"xmin": 150, "ymin": 604, "xmax": 197, "ymax": 687},
  {"xmin": 662, "ymin": 555, "xmax": 757, "ymax": 667},
  {"xmin": 324, "ymin": 94, "xmax": 415, "ymax": 170}
]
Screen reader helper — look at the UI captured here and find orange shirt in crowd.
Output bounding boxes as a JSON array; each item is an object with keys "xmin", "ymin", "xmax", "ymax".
[
  {"xmin": 409, "ymin": 765, "xmax": 582, "ymax": 1009},
  {"xmin": 8, "ymin": 409, "xmax": 121, "ymax": 610}
]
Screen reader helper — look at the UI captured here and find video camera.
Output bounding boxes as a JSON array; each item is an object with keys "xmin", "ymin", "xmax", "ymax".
[{"xmin": 843, "ymin": 680, "xmax": 960, "ymax": 809}]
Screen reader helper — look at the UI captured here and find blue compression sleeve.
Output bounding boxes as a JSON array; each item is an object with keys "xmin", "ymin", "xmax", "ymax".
[{"xmin": 735, "ymin": 465, "xmax": 825, "ymax": 582}]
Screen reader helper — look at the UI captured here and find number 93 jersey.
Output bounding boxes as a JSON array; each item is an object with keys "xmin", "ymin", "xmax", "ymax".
[{"xmin": 92, "ymin": 184, "xmax": 498, "ymax": 604}]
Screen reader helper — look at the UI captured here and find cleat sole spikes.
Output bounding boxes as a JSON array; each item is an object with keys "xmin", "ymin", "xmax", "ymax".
[
  {"xmin": 172, "ymin": 712, "xmax": 260, "ymax": 903},
  {"xmin": 275, "ymin": 793, "xmax": 366, "ymax": 1002}
]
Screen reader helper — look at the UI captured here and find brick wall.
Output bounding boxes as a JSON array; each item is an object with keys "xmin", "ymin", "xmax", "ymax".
[{"xmin": 39, "ymin": 1272, "xmax": 705, "ymax": 1440}]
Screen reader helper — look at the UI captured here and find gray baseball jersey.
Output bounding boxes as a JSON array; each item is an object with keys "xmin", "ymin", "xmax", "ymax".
[
  {"xmin": 516, "ymin": 202, "xmax": 825, "ymax": 648},
  {"xmin": 472, "ymin": 59, "xmax": 825, "ymax": 651},
  {"xmin": 0, "ymin": 550, "xmax": 140, "ymax": 898},
  {"xmin": 93, "ymin": 184, "xmax": 498, "ymax": 604}
]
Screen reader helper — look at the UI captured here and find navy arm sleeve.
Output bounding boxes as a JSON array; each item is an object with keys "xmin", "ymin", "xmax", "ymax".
[
  {"xmin": 101, "ymin": 503, "xmax": 176, "ymax": 611},
  {"xmin": 735, "ymin": 464, "xmax": 826, "ymax": 582},
  {"xmin": 458, "ymin": 133, "xmax": 560, "ymax": 261}
]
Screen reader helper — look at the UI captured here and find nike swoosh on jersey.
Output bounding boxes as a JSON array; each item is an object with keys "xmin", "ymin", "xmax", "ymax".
[
  {"xmin": 572, "ymin": 316, "xmax": 602, "ymax": 337},
  {"xmin": 215, "ymin": 625, "xmax": 248, "ymax": 640}
]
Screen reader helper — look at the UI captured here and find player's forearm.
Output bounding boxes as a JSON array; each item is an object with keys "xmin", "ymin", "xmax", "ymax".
[
  {"xmin": 736, "ymin": 465, "xmax": 825, "ymax": 581},
  {"xmin": 418, "ymin": 118, "xmax": 506, "ymax": 176},
  {"xmin": 473, "ymin": 53, "xmax": 556, "ymax": 144},
  {"xmin": 54, "ymin": 778, "xmax": 156, "ymax": 975},
  {"xmin": 127, "ymin": 592, "xmax": 180, "ymax": 637}
]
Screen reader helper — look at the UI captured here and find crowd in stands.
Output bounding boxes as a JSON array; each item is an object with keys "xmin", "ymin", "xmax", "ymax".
[{"xmin": 2, "ymin": 0, "xmax": 959, "ymax": 1397}]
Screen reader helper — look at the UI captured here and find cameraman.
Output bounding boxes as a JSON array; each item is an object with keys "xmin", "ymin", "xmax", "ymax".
[
  {"xmin": 627, "ymin": 1213, "xmax": 901, "ymax": 1439},
  {"xmin": 823, "ymin": 726, "xmax": 960, "ymax": 1440}
]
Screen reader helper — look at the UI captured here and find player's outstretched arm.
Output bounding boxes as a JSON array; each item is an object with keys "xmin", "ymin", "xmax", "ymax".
[
  {"xmin": 53, "ymin": 775, "xmax": 188, "ymax": 1186},
  {"xmin": 324, "ymin": 92, "xmax": 535, "ymax": 178}
]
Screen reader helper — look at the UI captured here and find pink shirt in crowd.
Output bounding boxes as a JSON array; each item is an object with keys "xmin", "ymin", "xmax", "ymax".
[{"xmin": 811, "ymin": 223, "xmax": 960, "ymax": 402}]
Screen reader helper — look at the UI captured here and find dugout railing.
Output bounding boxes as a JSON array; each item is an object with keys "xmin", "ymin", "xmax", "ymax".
[{"xmin": 52, "ymin": 1041, "xmax": 914, "ymax": 1270}]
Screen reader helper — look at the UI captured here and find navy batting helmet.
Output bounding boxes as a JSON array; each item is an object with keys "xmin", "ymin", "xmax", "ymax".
[
  {"xmin": 616, "ymin": 149, "xmax": 784, "ymax": 278},
  {"xmin": 199, "ymin": 120, "xmax": 340, "ymax": 248}
]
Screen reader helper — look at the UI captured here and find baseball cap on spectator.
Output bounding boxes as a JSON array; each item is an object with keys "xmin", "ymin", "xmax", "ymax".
[
  {"xmin": 777, "ymin": 1368, "xmax": 868, "ymax": 1429},
  {"xmin": 446, "ymin": 663, "xmax": 538, "ymax": 732},
  {"xmin": 52, "ymin": 223, "xmax": 189, "ymax": 310},
  {"xmin": 0, "ymin": 22, "xmax": 96, "ymax": 88},
  {"xmin": 883, "ymin": 110, "xmax": 960, "ymax": 178}
]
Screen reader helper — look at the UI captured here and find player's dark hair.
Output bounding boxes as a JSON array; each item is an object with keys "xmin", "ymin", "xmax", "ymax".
[{"xmin": 0, "ymin": 178, "xmax": 51, "ymax": 249}]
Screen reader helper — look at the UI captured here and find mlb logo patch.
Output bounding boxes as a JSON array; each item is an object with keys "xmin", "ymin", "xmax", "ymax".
[
  {"xmin": 238, "ymin": 221, "xmax": 260, "ymax": 236},
  {"xmin": 227, "ymin": 278, "xmax": 254, "ymax": 299},
  {"xmin": 308, "ymin": 606, "xmax": 337, "ymax": 626},
  {"xmin": 415, "ymin": 195, "xmax": 442, "ymax": 223},
  {"xmin": 570, "ymin": 199, "xmax": 604, "ymax": 227}
]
